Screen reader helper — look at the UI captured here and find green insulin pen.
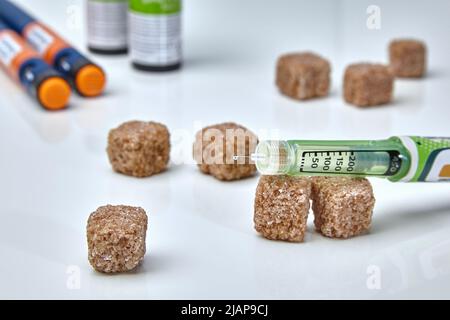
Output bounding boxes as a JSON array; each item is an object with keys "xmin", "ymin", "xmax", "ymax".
[{"xmin": 251, "ymin": 136, "xmax": 450, "ymax": 182}]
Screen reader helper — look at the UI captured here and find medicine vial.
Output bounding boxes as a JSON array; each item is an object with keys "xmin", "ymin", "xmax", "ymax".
[
  {"xmin": 129, "ymin": 0, "xmax": 182, "ymax": 71},
  {"xmin": 87, "ymin": 0, "xmax": 128, "ymax": 54}
]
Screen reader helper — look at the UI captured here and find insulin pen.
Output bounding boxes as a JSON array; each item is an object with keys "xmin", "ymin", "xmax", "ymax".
[
  {"xmin": 0, "ymin": 18, "xmax": 70, "ymax": 110},
  {"xmin": 0, "ymin": 0, "xmax": 106, "ymax": 97},
  {"xmin": 247, "ymin": 136, "xmax": 450, "ymax": 182}
]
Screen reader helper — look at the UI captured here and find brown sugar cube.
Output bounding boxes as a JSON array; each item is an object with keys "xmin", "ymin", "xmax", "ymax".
[
  {"xmin": 389, "ymin": 39, "xmax": 426, "ymax": 78},
  {"xmin": 87, "ymin": 205, "xmax": 148, "ymax": 273},
  {"xmin": 107, "ymin": 120, "xmax": 170, "ymax": 178},
  {"xmin": 276, "ymin": 52, "xmax": 331, "ymax": 100},
  {"xmin": 343, "ymin": 63, "xmax": 394, "ymax": 107},
  {"xmin": 254, "ymin": 176, "xmax": 311, "ymax": 242},
  {"xmin": 193, "ymin": 122, "xmax": 258, "ymax": 181},
  {"xmin": 311, "ymin": 177, "xmax": 375, "ymax": 239}
]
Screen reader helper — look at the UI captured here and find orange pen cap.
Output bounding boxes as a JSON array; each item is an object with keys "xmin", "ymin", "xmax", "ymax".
[
  {"xmin": 38, "ymin": 77, "xmax": 71, "ymax": 110},
  {"xmin": 75, "ymin": 64, "xmax": 106, "ymax": 97}
]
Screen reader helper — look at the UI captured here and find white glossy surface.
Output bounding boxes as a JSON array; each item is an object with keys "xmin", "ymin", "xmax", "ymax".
[{"xmin": 1, "ymin": 0, "xmax": 450, "ymax": 299}]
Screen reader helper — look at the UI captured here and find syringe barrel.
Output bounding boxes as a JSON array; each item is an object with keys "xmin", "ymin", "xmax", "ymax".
[
  {"xmin": 254, "ymin": 137, "xmax": 450, "ymax": 182},
  {"xmin": 254, "ymin": 138, "xmax": 410, "ymax": 180}
]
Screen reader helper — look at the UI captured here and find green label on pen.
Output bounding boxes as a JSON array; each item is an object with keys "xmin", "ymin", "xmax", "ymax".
[
  {"xmin": 402, "ymin": 136, "xmax": 450, "ymax": 182},
  {"xmin": 129, "ymin": 0, "xmax": 181, "ymax": 15}
]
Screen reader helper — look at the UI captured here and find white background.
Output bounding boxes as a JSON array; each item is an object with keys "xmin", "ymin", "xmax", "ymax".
[{"xmin": 1, "ymin": 0, "xmax": 450, "ymax": 299}]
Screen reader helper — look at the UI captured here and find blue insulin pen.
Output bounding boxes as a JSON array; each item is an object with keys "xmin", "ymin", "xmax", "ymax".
[
  {"xmin": 0, "ymin": 0, "xmax": 106, "ymax": 97},
  {"xmin": 0, "ymin": 18, "xmax": 70, "ymax": 110}
]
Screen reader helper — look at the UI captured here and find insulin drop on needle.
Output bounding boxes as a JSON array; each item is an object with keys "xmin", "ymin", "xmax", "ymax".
[
  {"xmin": 87, "ymin": 0, "xmax": 128, "ymax": 54},
  {"xmin": 129, "ymin": 0, "xmax": 182, "ymax": 71}
]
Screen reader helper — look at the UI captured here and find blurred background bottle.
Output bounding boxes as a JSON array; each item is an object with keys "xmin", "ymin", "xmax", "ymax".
[
  {"xmin": 129, "ymin": 0, "xmax": 182, "ymax": 71},
  {"xmin": 87, "ymin": 0, "xmax": 128, "ymax": 54}
]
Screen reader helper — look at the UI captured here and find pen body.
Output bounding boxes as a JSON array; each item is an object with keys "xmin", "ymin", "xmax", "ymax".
[
  {"xmin": 0, "ymin": 20, "xmax": 70, "ymax": 110},
  {"xmin": 254, "ymin": 137, "xmax": 450, "ymax": 182},
  {"xmin": 0, "ymin": 0, "xmax": 106, "ymax": 97}
]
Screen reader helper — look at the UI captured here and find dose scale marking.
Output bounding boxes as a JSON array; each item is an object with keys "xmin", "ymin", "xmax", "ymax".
[{"xmin": 298, "ymin": 150, "xmax": 402, "ymax": 176}]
